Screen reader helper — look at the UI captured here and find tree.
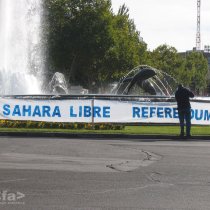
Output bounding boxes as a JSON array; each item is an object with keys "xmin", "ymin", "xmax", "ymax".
[
  {"xmin": 149, "ymin": 44, "xmax": 183, "ymax": 80},
  {"xmin": 184, "ymin": 51, "xmax": 208, "ymax": 94},
  {"xmin": 44, "ymin": 0, "xmax": 114, "ymax": 88},
  {"xmin": 44, "ymin": 0, "xmax": 147, "ymax": 92},
  {"xmin": 147, "ymin": 45, "xmax": 209, "ymax": 94},
  {"xmin": 100, "ymin": 4, "xmax": 147, "ymax": 85}
]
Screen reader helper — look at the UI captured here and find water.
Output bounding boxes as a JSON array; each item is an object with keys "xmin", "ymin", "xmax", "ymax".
[
  {"xmin": 0, "ymin": 0, "xmax": 44, "ymax": 95},
  {"xmin": 112, "ymin": 65, "xmax": 178, "ymax": 96},
  {"xmin": 48, "ymin": 72, "xmax": 69, "ymax": 94}
]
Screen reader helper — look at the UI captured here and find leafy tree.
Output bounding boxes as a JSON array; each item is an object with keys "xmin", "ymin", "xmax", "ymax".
[
  {"xmin": 100, "ymin": 4, "xmax": 147, "ymax": 87},
  {"xmin": 44, "ymin": 1, "xmax": 208, "ymax": 96},
  {"xmin": 148, "ymin": 45, "xmax": 208, "ymax": 94},
  {"xmin": 184, "ymin": 51, "xmax": 208, "ymax": 94},
  {"xmin": 44, "ymin": 0, "xmax": 114, "ymax": 88},
  {"xmin": 149, "ymin": 45, "xmax": 183, "ymax": 79},
  {"xmin": 44, "ymin": 0, "xmax": 147, "ymax": 92}
]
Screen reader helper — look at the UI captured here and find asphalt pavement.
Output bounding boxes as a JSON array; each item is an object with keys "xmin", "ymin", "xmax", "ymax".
[{"xmin": 0, "ymin": 136, "xmax": 210, "ymax": 210}]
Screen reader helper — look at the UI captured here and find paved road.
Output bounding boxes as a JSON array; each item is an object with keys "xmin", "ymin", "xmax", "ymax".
[{"xmin": 0, "ymin": 136, "xmax": 210, "ymax": 210}]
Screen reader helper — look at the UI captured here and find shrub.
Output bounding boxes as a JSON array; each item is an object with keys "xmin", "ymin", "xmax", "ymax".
[{"xmin": 0, "ymin": 120, "xmax": 125, "ymax": 130}]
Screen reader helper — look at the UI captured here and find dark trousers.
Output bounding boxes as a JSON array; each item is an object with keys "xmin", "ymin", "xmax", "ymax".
[{"xmin": 178, "ymin": 109, "xmax": 191, "ymax": 136}]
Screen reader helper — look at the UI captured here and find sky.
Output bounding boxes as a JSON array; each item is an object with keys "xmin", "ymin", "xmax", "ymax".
[{"xmin": 111, "ymin": 0, "xmax": 210, "ymax": 52}]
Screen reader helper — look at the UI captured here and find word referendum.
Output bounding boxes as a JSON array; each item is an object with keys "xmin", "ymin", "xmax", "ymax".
[{"xmin": 133, "ymin": 106, "xmax": 210, "ymax": 121}]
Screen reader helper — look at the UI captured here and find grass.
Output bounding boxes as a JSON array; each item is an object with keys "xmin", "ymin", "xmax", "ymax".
[
  {"xmin": 0, "ymin": 125, "xmax": 210, "ymax": 136},
  {"xmin": 125, "ymin": 125, "xmax": 210, "ymax": 136}
]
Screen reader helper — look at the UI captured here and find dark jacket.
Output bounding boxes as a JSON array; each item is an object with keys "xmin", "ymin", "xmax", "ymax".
[{"xmin": 175, "ymin": 86, "xmax": 194, "ymax": 111}]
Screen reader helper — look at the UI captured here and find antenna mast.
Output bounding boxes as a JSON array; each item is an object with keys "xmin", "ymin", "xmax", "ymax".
[{"xmin": 196, "ymin": 0, "xmax": 201, "ymax": 50}]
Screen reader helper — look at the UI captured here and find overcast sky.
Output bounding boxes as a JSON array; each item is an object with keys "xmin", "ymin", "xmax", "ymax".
[{"xmin": 112, "ymin": 0, "xmax": 210, "ymax": 52}]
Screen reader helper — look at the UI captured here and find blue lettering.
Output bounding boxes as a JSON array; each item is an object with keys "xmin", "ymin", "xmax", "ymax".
[
  {"xmin": 164, "ymin": 107, "xmax": 172, "ymax": 118},
  {"xmin": 133, "ymin": 107, "xmax": 140, "ymax": 118},
  {"xmin": 103, "ymin": 107, "xmax": 110, "ymax": 118},
  {"xmin": 150, "ymin": 107, "xmax": 156, "ymax": 118},
  {"xmin": 93, "ymin": 106, "xmax": 101, "ymax": 117},
  {"xmin": 173, "ymin": 108, "xmax": 179, "ymax": 118},
  {"xmin": 23, "ymin": 105, "xmax": 31, "ymax": 116},
  {"xmin": 157, "ymin": 107, "xmax": 164, "ymax": 118},
  {"xmin": 79, "ymin": 106, "xmax": 82, "ymax": 117},
  {"xmin": 32, "ymin": 105, "xmax": 41, "ymax": 117},
  {"xmin": 142, "ymin": 107, "xmax": 148, "ymax": 118},
  {"xmin": 195, "ymin": 109, "xmax": 203, "ymax": 120},
  {"xmin": 84, "ymin": 106, "xmax": 91, "ymax": 117},
  {"xmin": 42, "ymin": 106, "xmax": 51, "ymax": 117},
  {"xmin": 70, "ymin": 106, "xmax": 77, "ymax": 117},
  {"xmin": 52, "ymin": 106, "xmax": 61, "ymax": 117},
  {"xmin": 12, "ymin": 105, "xmax": 21, "ymax": 116},
  {"xmin": 204, "ymin": 110, "xmax": 210, "ymax": 121},
  {"xmin": 191, "ymin": 109, "xmax": 194, "ymax": 119},
  {"xmin": 3, "ymin": 104, "xmax": 10, "ymax": 116}
]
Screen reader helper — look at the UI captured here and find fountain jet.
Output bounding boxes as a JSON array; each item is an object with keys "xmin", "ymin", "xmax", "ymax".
[
  {"xmin": 112, "ymin": 65, "xmax": 178, "ymax": 96},
  {"xmin": 0, "ymin": 0, "xmax": 44, "ymax": 95}
]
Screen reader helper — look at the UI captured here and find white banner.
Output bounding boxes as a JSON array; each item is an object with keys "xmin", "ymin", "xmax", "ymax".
[{"xmin": 0, "ymin": 98, "xmax": 210, "ymax": 125}]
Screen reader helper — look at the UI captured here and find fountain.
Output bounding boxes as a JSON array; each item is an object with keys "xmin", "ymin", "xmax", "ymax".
[
  {"xmin": 1, "ymin": 1, "xmax": 209, "ymax": 127},
  {"xmin": 0, "ymin": 1, "xmax": 177, "ymax": 97},
  {"xmin": 112, "ymin": 65, "xmax": 178, "ymax": 96},
  {"xmin": 47, "ymin": 72, "xmax": 69, "ymax": 94},
  {"xmin": 0, "ymin": 0, "xmax": 44, "ymax": 95}
]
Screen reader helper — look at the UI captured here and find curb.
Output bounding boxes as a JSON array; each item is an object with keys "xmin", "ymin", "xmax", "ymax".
[{"xmin": 0, "ymin": 132, "xmax": 210, "ymax": 140}]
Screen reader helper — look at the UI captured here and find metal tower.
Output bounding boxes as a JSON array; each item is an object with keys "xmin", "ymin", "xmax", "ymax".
[{"xmin": 196, "ymin": 0, "xmax": 201, "ymax": 50}]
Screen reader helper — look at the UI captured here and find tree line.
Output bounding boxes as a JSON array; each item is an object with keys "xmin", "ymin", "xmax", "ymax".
[{"xmin": 43, "ymin": 0, "xmax": 208, "ymax": 94}]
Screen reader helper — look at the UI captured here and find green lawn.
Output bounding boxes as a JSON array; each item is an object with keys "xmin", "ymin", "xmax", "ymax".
[
  {"xmin": 0, "ymin": 125, "xmax": 210, "ymax": 136},
  {"xmin": 125, "ymin": 125, "xmax": 210, "ymax": 135}
]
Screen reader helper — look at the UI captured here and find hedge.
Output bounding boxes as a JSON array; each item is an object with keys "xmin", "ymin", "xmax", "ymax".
[{"xmin": 0, "ymin": 120, "xmax": 125, "ymax": 130}]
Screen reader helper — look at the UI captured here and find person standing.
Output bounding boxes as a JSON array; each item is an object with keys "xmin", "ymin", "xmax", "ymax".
[{"xmin": 175, "ymin": 84, "xmax": 194, "ymax": 138}]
